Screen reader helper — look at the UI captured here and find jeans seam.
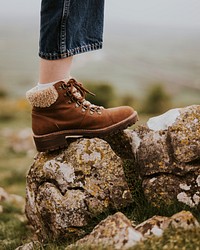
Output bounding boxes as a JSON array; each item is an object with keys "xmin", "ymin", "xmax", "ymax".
[
  {"xmin": 39, "ymin": 42, "xmax": 103, "ymax": 60},
  {"xmin": 60, "ymin": 0, "xmax": 71, "ymax": 53}
]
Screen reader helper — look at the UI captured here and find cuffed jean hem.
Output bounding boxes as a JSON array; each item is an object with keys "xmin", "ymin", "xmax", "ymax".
[{"xmin": 39, "ymin": 42, "xmax": 103, "ymax": 60}]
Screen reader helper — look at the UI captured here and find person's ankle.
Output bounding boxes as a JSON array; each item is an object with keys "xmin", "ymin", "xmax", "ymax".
[{"xmin": 37, "ymin": 76, "xmax": 71, "ymax": 90}]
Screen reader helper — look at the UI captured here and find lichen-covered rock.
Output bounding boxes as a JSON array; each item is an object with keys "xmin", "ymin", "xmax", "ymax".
[
  {"xmin": 25, "ymin": 105, "xmax": 200, "ymax": 242},
  {"xmin": 122, "ymin": 105, "xmax": 200, "ymax": 209},
  {"xmin": 103, "ymin": 130, "xmax": 136, "ymax": 159},
  {"xmin": 170, "ymin": 210, "xmax": 200, "ymax": 229},
  {"xmin": 135, "ymin": 210, "xmax": 199, "ymax": 238},
  {"xmin": 135, "ymin": 215, "xmax": 170, "ymax": 237},
  {"xmin": 15, "ymin": 241, "xmax": 41, "ymax": 250},
  {"xmin": 137, "ymin": 130, "xmax": 171, "ymax": 176},
  {"xmin": 142, "ymin": 172, "xmax": 200, "ymax": 208},
  {"xmin": 67, "ymin": 210, "xmax": 199, "ymax": 249},
  {"xmin": 0, "ymin": 187, "xmax": 25, "ymax": 213},
  {"xmin": 168, "ymin": 105, "xmax": 200, "ymax": 162},
  {"xmin": 25, "ymin": 138, "xmax": 132, "ymax": 240},
  {"xmin": 66, "ymin": 212, "xmax": 143, "ymax": 250},
  {"xmin": 104, "ymin": 105, "xmax": 200, "ymax": 208}
]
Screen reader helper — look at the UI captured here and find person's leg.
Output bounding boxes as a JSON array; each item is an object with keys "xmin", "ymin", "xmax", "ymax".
[
  {"xmin": 39, "ymin": 57, "xmax": 73, "ymax": 84},
  {"xmin": 38, "ymin": 0, "xmax": 104, "ymax": 85},
  {"xmin": 26, "ymin": 0, "xmax": 138, "ymax": 152}
]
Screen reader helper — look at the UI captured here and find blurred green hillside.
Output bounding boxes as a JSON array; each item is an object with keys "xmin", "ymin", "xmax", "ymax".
[{"xmin": 0, "ymin": 23, "xmax": 200, "ymax": 106}]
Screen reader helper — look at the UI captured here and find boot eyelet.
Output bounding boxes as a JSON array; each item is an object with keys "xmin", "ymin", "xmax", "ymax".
[
  {"xmin": 61, "ymin": 83, "xmax": 67, "ymax": 89},
  {"xmin": 82, "ymin": 104, "xmax": 88, "ymax": 110},
  {"xmin": 75, "ymin": 103, "xmax": 80, "ymax": 108},
  {"xmin": 76, "ymin": 100, "xmax": 82, "ymax": 106},
  {"xmin": 82, "ymin": 108, "xmax": 86, "ymax": 112},
  {"xmin": 90, "ymin": 111, "xmax": 94, "ymax": 115},
  {"xmin": 90, "ymin": 107, "xmax": 95, "ymax": 112}
]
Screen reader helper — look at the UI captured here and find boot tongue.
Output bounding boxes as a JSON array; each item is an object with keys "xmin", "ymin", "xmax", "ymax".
[
  {"xmin": 66, "ymin": 78, "xmax": 103, "ymax": 110},
  {"xmin": 67, "ymin": 78, "xmax": 95, "ymax": 102},
  {"xmin": 71, "ymin": 85, "xmax": 92, "ymax": 108},
  {"xmin": 71, "ymin": 86, "xmax": 83, "ymax": 100}
]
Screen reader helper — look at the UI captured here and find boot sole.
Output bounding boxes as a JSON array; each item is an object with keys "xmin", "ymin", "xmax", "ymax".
[{"xmin": 33, "ymin": 111, "xmax": 138, "ymax": 152}]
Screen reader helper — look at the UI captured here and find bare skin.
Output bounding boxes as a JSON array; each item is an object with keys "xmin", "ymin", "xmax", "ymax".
[{"xmin": 39, "ymin": 57, "xmax": 73, "ymax": 83}]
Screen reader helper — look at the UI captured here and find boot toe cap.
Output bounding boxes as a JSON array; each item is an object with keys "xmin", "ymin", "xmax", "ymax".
[{"xmin": 108, "ymin": 106, "xmax": 137, "ymax": 124}]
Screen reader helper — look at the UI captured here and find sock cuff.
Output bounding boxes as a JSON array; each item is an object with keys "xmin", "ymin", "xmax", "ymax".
[
  {"xmin": 26, "ymin": 85, "xmax": 58, "ymax": 108},
  {"xmin": 37, "ymin": 82, "xmax": 54, "ymax": 89},
  {"xmin": 37, "ymin": 77, "xmax": 71, "ymax": 90}
]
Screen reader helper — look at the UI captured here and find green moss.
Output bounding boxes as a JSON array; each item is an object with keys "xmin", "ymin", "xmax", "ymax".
[
  {"xmin": 0, "ymin": 202, "xmax": 22, "ymax": 215},
  {"xmin": 0, "ymin": 203, "xmax": 31, "ymax": 250}
]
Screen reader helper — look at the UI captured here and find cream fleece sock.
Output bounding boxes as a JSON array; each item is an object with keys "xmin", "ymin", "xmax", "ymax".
[
  {"xmin": 37, "ymin": 81, "xmax": 58, "ymax": 90},
  {"xmin": 37, "ymin": 77, "xmax": 71, "ymax": 91}
]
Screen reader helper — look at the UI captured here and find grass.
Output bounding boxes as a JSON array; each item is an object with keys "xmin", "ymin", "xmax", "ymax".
[
  {"xmin": 0, "ymin": 99, "xmax": 34, "ymax": 196},
  {"xmin": 0, "ymin": 202, "xmax": 32, "ymax": 250},
  {"xmin": 0, "ymin": 108, "xmax": 34, "ymax": 249},
  {"xmin": 0, "ymin": 144, "xmax": 33, "ymax": 196}
]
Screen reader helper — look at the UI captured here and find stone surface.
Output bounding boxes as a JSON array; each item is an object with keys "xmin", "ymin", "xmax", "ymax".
[
  {"xmin": 66, "ymin": 212, "xmax": 143, "ymax": 250},
  {"xmin": 137, "ymin": 129, "xmax": 171, "ymax": 176},
  {"xmin": 25, "ymin": 138, "xmax": 132, "ymax": 240},
  {"xmin": 0, "ymin": 187, "xmax": 25, "ymax": 212},
  {"xmin": 168, "ymin": 105, "xmax": 200, "ymax": 163},
  {"xmin": 135, "ymin": 215, "xmax": 170, "ymax": 237},
  {"xmin": 147, "ymin": 108, "xmax": 180, "ymax": 131},
  {"xmin": 103, "ymin": 130, "xmax": 136, "ymax": 159},
  {"xmin": 118, "ymin": 105, "xmax": 200, "ymax": 208},
  {"xmin": 170, "ymin": 210, "xmax": 200, "ymax": 229},
  {"xmin": 15, "ymin": 241, "xmax": 41, "ymax": 250},
  {"xmin": 142, "ymin": 172, "xmax": 200, "ymax": 208},
  {"xmin": 25, "ymin": 105, "xmax": 200, "ymax": 242},
  {"xmin": 145, "ymin": 105, "xmax": 200, "ymax": 164},
  {"xmin": 135, "ymin": 210, "xmax": 199, "ymax": 238},
  {"xmin": 67, "ymin": 210, "xmax": 199, "ymax": 249}
]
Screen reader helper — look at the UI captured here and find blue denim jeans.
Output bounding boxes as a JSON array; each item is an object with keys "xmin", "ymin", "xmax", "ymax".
[{"xmin": 39, "ymin": 0, "xmax": 105, "ymax": 60}]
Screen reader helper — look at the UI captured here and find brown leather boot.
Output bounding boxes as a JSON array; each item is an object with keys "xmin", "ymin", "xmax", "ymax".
[{"xmin": 26, "ymin": 78, "xmax": 138, "ymax": 152}]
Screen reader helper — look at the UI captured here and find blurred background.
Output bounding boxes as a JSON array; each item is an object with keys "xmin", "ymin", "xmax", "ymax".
[{"xmin": 0, "ymin": 0, "xmax": 200, "ymax": 196}]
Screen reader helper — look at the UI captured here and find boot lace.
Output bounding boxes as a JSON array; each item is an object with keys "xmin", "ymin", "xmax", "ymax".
[{"xmin": 61, "ymin": 79, "xmax": 104, "ymax": 114}]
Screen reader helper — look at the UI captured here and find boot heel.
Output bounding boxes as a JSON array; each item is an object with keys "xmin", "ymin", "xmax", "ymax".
[{"xmin": 33, "ymin": 133, "xmax": 68, "ymax": 152}]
